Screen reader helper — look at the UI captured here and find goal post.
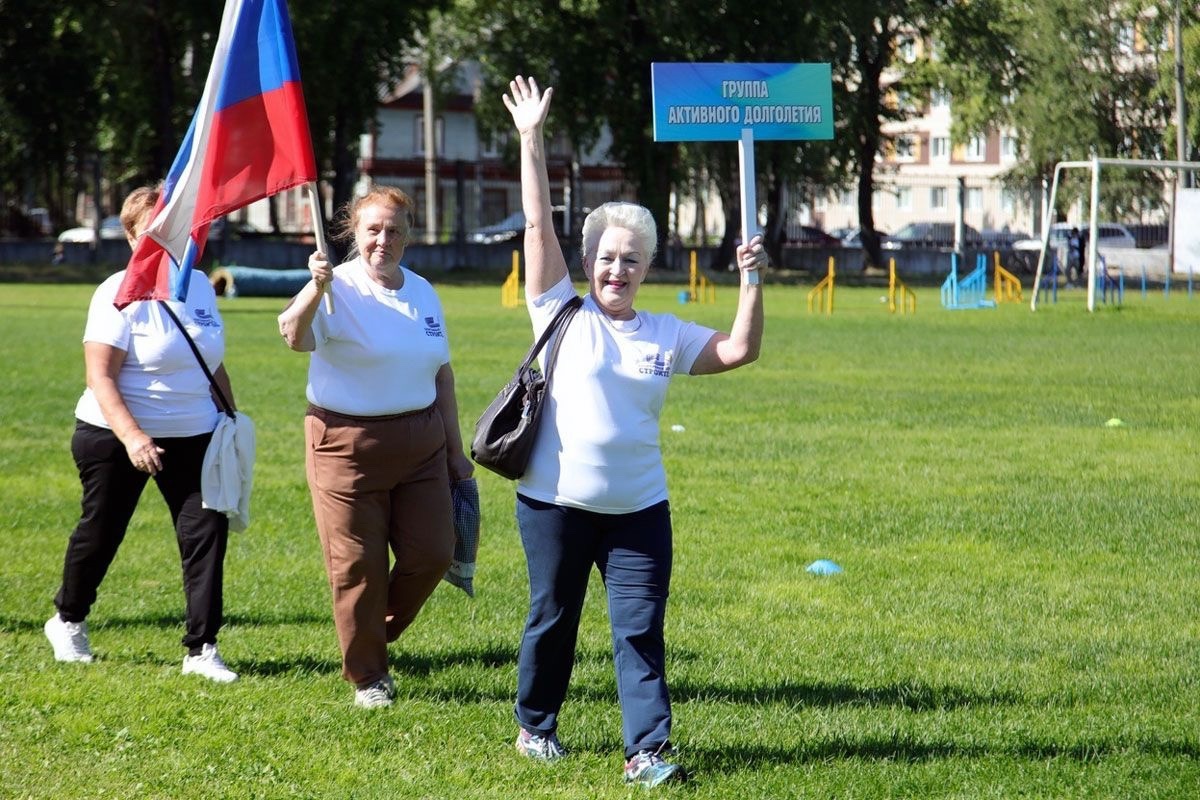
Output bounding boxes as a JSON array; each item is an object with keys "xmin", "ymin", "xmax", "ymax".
[{"xmin": 1030, "ymin": 157, "xmax": 1200, "ymax": 312}]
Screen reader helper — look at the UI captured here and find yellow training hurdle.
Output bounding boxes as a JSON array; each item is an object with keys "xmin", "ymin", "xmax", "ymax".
[
  {"xmin": 993, "ymin": 251, "xmax": 1023, "ymax": 304},
  {"xmin": 807, "ymin": 256, "xmax": 835, "ymax": 315},
  {"xmin": 888, "ymin": 258, "xmax": 916, "ymax": 313},
  {"xmin": 501, "ymin": 251, "xmax": 521, "ymax": 308},
  {"xmin": 687, "ymin": 251, "xmax": 716, "ymax": 303}
]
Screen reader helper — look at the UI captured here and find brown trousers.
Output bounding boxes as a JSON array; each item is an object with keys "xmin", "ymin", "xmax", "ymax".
[{"xmin": 305, "ymin": 404, "xmax": 455, "ymax": 686}]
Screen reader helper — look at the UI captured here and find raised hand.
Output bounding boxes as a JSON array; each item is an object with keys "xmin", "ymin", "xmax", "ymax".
[{"xmin": 502, "ymin": 75, "xmax": 553, "ymax": 136}]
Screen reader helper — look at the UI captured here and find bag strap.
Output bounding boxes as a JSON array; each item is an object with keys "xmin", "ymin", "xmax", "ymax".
[
  {"xmin": 519, "ymin": 294, "xmax": 582, "ymax": 373},
  {"xmin": 158, "ymin": 300, "xmax": 235, "ymax": 418}
]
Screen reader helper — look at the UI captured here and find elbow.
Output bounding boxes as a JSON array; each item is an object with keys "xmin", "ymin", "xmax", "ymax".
[{"xmin": 277, "ymin": 319, "xmax": 307, "ymax": 352}]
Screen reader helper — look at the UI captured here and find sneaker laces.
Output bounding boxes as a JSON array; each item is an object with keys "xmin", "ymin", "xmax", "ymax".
[{"xmin": 518, "ymin": 729, "xmax": 566, "ymax": 760}]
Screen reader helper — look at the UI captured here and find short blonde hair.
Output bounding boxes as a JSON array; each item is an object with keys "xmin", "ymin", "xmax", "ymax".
[
  {"xmin": 120, "ymin": 185, "xmax": 160, "ymax": 240},
  {"xmin": 581, "ymin": 202, "xmax": 657, "ymax": 265},
  {"xmin": 334, "ymin": 185, "xmax": 415, "ymax": 244}
]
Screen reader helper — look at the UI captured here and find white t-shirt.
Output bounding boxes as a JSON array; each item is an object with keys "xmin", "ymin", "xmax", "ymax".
[
  {"xmin": 74, "ymin": 270, "xmax": 225, "ymax": 438},
  {"xmin": 306, "ymin": 258, "xmax": 451, "ymax": 416},
  {"xmin": 518, "ymin": 276, "xmax": 716, "ymax": 513}
]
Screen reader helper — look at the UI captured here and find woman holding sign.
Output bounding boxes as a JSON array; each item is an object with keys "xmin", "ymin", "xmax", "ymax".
[{"xmin": 501, "ymin": 75, "xmax": 765, "ymax": 787}]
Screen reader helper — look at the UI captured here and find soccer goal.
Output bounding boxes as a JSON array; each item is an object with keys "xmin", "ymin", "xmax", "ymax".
[{"xmin": 1029, "ymin": 157, "xmax": 1200, "ymax": 312}]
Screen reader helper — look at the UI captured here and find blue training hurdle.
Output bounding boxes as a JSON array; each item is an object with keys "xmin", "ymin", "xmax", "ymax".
[
  {"xmin": 1036, "ymin": 252, "xmax": 1061, "ymax": 305},
  {"xmin": 941, "ymin": 253, "xmax": 996, "ymax": 309}
]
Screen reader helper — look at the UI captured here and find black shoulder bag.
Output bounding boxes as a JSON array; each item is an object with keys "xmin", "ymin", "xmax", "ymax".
[
  {"xmin": 158, "ymin": 301, "xmax": 235, "ymax": 419},
  {"xmin": 470, "ymin": 296, "xmax": 582, "ymax": 480}
]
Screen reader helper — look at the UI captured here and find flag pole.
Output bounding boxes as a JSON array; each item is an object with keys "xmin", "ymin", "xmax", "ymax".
[{"xmin": 305, "ymin": 182, "xmax": 334, "ymax": 313}]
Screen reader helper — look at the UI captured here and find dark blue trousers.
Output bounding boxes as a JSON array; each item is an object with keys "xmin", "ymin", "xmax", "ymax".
[
  {"xmin": 514, "ymin": 494, "xmax": 673, "ymax": 758},
  {"xmin": 53, "ymin": 421, "xmax": 229, "ymax": 650}
]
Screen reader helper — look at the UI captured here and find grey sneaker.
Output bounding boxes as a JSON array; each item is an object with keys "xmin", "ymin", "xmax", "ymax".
[
  {"xmin": 624, "ymin": 749, "xmax": 686, "ymax": 787},
  {"xmin": 515, "ymin": 728, "xmax": 567, "ymax": 762},
  {"xmin": 354, "ymin": 676, "xmax": 395, "ymax": 709},
  {"xmin": 182, "ymin": 643, "xmax": 239, "ymax": 683},
  {"xmin": 45, "ymin": 614, "xmax": 94, "ymax": 663}
]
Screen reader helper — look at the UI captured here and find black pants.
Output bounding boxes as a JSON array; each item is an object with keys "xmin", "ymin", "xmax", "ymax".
[{"xmin": 54, "ymin": 420, "xmax": 229, "ymax": 650}]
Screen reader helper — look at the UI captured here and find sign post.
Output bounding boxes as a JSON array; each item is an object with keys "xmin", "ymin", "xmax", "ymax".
[{"xmin": 651, "ymin": 62, "xmax": 834, "ymax": 283}]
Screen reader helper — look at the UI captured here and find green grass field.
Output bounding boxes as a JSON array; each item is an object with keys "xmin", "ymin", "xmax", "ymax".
[{"xmin": 2, "ymin": 279, "xmax": 1199, "ymax": 799}]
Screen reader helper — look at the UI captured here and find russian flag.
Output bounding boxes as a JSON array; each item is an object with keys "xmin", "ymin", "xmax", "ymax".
[{"xmin": 115, "ymin": 0, "xmax": 317, "ymax": 308}]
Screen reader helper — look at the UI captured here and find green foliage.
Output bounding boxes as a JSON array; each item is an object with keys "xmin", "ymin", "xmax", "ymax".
[{"xmin": 3, "ymin": 280, "xmax": 1200, "ymax": 797}]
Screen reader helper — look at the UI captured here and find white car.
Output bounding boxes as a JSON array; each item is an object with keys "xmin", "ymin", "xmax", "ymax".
[
  {"xmin": 57, "ymin": 216, "xmax": 125, "ymax": 243},
  {"xmin": 1012, "ymin": 222, "xmax": 1137, "ymax": 253}
]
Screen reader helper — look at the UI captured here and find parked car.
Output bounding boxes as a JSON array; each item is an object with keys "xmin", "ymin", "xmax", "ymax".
[
  {"xmin": 57, "ymin": 215, "xmax": 125, "ymax": 243},
  {"xmin": 1012, "ymin": 222, "xmax": 1137, "ymax": 253},
  {"xmin": 468, "ymin": 211, "xmax": 527, "ymax": 244},
  {"xmin": 838, "ymin": 227, "xmax": 892, "ymax": 249},
  {"xmin": 1010, "ymin": 222, "xmax": 1136, "ymax": 274},
  {"xmin": 881, "ymin": 221, "xmax": 981, "ymax": 250},
  {"xmin": 787, "ymin": 225, "xmax": 842, "ymax": 247}
]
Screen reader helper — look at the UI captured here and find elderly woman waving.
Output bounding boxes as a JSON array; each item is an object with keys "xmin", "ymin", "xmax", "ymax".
[{"xmin": 502, "ymin": 75, "xmax": 765, "ymax": 787}]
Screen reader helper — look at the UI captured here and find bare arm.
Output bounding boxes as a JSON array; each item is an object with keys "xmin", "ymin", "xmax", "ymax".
[
  {"xmin": 212, "ymin": 363, "xmax": 236, "ymax": 412},
  {"xmin": 689, "ymin": 235, "xmax": 766, "ymax": 375},
  {"xmin": 435, "ymin": 363, "xmax": 474, "ymax": 481},
  {"xmin": 503, "ymin": 76, "xmax": 568, "ymax": 298},
  {"xmin": 84, "ymin": 342, "xmax": 165, "ymax": 474},
  {"xmin": 277, "ymin": 250, "xmax": 332, "ymax": 351}
]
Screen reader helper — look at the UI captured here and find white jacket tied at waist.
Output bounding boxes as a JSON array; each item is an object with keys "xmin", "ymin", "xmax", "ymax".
[{"xmin": 201, "ymin": 412, "xmax": 256, "ymax": 532}]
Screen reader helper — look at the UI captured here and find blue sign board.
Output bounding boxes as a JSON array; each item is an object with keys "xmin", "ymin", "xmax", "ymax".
[{"xmin": 651, "ymin": 62, "xmax": 833, "ymax": 142}]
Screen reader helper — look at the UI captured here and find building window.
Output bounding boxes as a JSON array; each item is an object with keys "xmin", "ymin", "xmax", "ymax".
[
  {"xmin": 899, "ymin": 37, "xmax": 917, "ymax": 63},
  {"xmin": 966, "ymin": 187, "xmax": 984, "ymax": 211},
  {"xmin": 1000, "ymin": 134, "xmax": 1018, "ymax": 161},
  {"xmin": 930, "ymin": 186, "xmax": 947, "ymax": 210},
  {"xmin": 893, "ymin": 135, "xmax": 917, "ymax": 162},
  {"xmin": 414, "ymin": 116, "xmax": 445, "ymax": 157},
  {"xmin": 964, "ymin": 135, "xmax": 986, "ymax": 162},
  {"xmin": 1001, "ymin": 189, "xmax": 1016, "ymax": 215},
  {"xmin": 480, "ymin": 132, "xmax": 504, "ymax": 159},
  {"xmin": 930, "ymin": 88, "xmax": 950, "ymax": 110},
  {"xmin": 897, "ymin": 186, "xmax": 912, "ymax": 211},
  {"xmin": 931, "ymin": 136, "xmax": 950, "ymax": 161}
]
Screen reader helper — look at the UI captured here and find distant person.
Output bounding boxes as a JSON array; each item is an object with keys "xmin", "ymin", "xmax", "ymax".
[
  {"xmin": 1067, "ymin": 227, "xmax": 1082, "ymax": 285},
  {"xmin": 45, "ymin": 185, "xmax": 239, "ymax": 683},
  {"xmin": 1077, "ymin": 227, "xmax": 1090, "ymax": 282},
  {"xmin": 278, "ymin": 185, "xmax": 473, "ymax": 709},
  {"xmin": 502, "ymin": 75, "xmax": 765, "ymax": 787}
]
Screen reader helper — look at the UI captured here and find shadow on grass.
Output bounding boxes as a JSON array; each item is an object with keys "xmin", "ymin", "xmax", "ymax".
[
  {"xmin": 684, "ymin": 734, "xmax": 1200, "ymax": 770},
  {"xmin": 670, "ymin": 677, "xmax": 1023, "ymax": 711},
  {"xmin": 2, "ymin": 609, "xmax": 332, "ymax": 634}
]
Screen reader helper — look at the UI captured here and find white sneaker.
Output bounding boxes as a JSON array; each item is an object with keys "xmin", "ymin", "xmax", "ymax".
[
  {"xmin": 182, "ymin": 643, "xmax": 239, "ymax": 683},
  {"xmin": 45, "ymin": 614, "xmax": 94, "ymax": 663},
  {"xmin": 354, "ymin": 676, "xmax": 395, "ymax": 709}
]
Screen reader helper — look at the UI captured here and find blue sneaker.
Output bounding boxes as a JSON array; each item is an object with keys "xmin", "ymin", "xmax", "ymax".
[
  {"xmin": 624, "ymin": 749, "xmax": 686, "ymax": 787},
  {"xmin": 515, "ymin": 728, "xmax": 567, "ymax": 762}
]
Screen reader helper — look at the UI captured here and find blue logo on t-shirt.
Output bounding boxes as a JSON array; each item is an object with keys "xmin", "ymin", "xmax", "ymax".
[
  {"xmin": 424, "ymin": 316, "xmax": 444, "ymax": 337},
  {"xmin": 193, "ymin": 308, "xmax": 220, "ymax": 328},
  {"xmin": 638, "ymin": 351, "xmax": 672, "ymax": 377}
]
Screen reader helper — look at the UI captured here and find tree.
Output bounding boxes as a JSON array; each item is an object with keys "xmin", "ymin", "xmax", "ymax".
[
  {"xmin": 933, "ymin": 0, "xmax": 1176, "ymax": 219},
  {"xmin": 811, "ymin": 0, "xmax": 956, "ymax": 270}
]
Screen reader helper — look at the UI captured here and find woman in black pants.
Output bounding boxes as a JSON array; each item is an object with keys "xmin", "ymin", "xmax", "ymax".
[{"xmin": 45, "ymin": 186, "xmax": 239, "ymax": 683}]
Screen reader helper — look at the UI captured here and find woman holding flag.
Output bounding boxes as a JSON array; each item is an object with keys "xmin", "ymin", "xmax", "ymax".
[
  {"xmin": 501, "ymin": 75, "xmax": 765, "ymax": 787},
  {"xmin": 278, "ymin": 185, "xmax": 473, "ymax": 709},
  {"xmin": 45, "ymin": 185, "xmax": 239, "ymax": 684}
]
